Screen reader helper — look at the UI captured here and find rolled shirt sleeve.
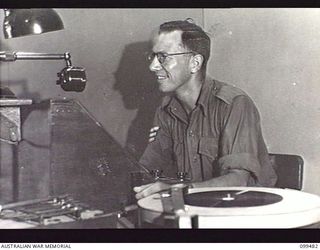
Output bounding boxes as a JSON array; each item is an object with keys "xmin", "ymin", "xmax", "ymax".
[{"xmin": 218, "ymin": 95, "xmax": 277, "ymax": 186}]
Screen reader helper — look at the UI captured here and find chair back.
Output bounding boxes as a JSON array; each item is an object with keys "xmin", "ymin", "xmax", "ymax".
[{"xmin": 269, "ymin": 153, "xmax": 303, "ymax": 190}]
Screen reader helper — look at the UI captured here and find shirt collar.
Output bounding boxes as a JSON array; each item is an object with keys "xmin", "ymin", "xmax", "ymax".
[{"xmin": 161, "ymin": 76, "xmax": 217, "ymax": 118}]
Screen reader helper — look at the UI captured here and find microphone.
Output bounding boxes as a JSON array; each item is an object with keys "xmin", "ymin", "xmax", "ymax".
[{"xmin": 57, "ymin": 66, "xmax": 87, "ymax": 92}]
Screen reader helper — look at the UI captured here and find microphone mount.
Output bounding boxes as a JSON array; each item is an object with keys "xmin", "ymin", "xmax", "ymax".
[{"xmin": 0, "ymin": 51, "xmax": 87, "ymax": 92}]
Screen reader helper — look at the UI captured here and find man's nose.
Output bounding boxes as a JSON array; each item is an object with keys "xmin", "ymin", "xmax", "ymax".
[{"xmin": 149, "ymin": 57, "xmax": 162, "ymax": 72}]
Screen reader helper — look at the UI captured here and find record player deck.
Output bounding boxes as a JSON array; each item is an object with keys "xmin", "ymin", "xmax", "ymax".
[{"xmin": 137, "ymin": 187, "xmax": 320, "ymax": 228}]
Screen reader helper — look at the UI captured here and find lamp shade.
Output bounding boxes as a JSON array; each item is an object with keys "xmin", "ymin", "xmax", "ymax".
[{"xmin": 3, "ymin": 9, "xmax": 64, "ymax": 39}]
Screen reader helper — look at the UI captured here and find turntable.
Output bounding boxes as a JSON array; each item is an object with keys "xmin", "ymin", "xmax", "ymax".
[{"xmin": 137, "ymin": 187, "xmax": 320, "ymax": 228}]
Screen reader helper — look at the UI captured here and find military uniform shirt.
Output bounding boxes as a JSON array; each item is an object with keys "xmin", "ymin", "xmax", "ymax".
[{"xmin": 140, "ymin": 77, "xmax": 277, "ymax": 187}]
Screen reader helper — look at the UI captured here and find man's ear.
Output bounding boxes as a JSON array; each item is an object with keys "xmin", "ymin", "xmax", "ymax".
[{"xmin": 190, "ymin": 54, "xmax": 204, "ymax": 73}]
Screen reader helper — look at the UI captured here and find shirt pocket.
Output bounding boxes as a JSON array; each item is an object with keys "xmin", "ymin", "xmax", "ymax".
[{"xmin": 198, "ymin": 137, "xmax": 218, "ymax": 161}]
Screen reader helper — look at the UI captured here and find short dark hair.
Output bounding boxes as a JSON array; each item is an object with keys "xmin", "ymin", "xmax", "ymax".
[{"xmin": 159, "ymin": 19, "xmax": 211, "ymax": 71}]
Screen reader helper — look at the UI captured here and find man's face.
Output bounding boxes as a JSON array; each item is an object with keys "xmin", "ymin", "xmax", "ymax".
[{"xmin": 149, "ymin": 30, "xmax": 193, "ymax": 93}]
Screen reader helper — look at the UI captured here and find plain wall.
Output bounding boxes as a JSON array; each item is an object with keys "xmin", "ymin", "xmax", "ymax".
[
  {"xmin": 0, "ymin": 9, "xmax": 319, "ymax": 195},
  {"xmin": 205, "ymin": 9, "xmax": 320, "ymax": 194}
]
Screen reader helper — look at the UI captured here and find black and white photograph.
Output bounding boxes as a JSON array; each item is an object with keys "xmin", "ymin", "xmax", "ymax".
[{"xmin": 0, "ymin": 6, "xmax": 320, "ymax": 244}]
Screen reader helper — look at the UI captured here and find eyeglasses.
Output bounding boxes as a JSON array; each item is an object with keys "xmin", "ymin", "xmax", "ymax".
[{"xmin": 147, "ymin": 51, "xmax": 194, "ymax": 64}]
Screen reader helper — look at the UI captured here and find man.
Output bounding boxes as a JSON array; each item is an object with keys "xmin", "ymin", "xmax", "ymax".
[{"xmin": 134, "ymin": 19, "xmax": 277, "ymax": 200}]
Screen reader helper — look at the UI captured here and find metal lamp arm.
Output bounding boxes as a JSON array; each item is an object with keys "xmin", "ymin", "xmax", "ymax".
[{"xmin": 0, "ymin": 51, "xmax": 72, "ymax": 67}]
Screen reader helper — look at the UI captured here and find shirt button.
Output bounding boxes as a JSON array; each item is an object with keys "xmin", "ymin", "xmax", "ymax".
[
  {"xmin": 188, "ymin": 130, "xmax": 194, "ymax": 137},
  {"xmin": 193, "ymin": 156, "xmax": 198, "ymax": 162}
]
